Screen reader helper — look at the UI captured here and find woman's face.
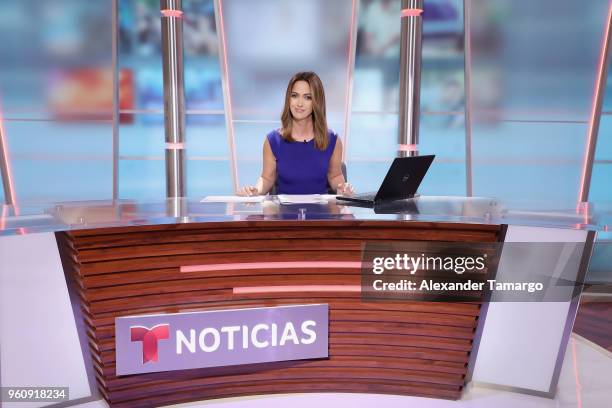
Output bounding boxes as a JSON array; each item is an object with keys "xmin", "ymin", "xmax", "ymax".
[{"xmin": 289, "ymin": 80, "xmax": 313, "ymax": 121}]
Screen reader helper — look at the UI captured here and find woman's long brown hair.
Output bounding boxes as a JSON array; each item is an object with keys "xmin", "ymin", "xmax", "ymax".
[{"xmin": 280, "ymin": 71, "xmax": 329, "ymax": 150}]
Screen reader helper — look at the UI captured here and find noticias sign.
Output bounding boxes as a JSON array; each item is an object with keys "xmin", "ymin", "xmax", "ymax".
[{"xmin": 115, "ymin": 304, "xmax": 329, "ymax": 375}]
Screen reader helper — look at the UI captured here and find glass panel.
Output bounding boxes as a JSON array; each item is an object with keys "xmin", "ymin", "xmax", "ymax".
[
  {"xmin": 472, "ymin": 121, "xmax": 586, "ymax": 206},
  {"xmin": 0, "ymin": 0, "xmax": 113, "ymax": 203},
  {"xmin": 233, "ymin": 122, "xmax": 279, "ymax": 188},
  {"xmin": 602, "ymin": 50, "xmax": 612, "ymax": 113},
  {"xmin": 119, "ymin": 113, "xmax": 230, "ymax": 198},
  {"xmin": 119, "ymin": 158, "xmax": 165, "ymax": 199},
  {"xmin": 221, "ymin": 0, "xmax": 354, "ymax": 190},
  {"xmin": 4, "ymin": 121, "xmax": 112, "ymax": 202},
  {"xmin": 349, "ymin": 0, "xmax": 465, "ymax": 195},
  {"xmin": 0, "ymin": 0, "xmax": 112, "ymax": 118},
  {"xmin": 589, "ymin": 163, "xmax": 612, "ymax": 204},
  {"xmin": 589, "ymin": 240, "xmax": 612, "ymax": 284},
  {"xmin": 346, "ymin": 112, "xmax": 466, "ymax": 195},
  {"xmin": 347, "ymin": 113, "xmax": 398, "ymax": 159},
  {"xmin": 594, "ymin": 115, "xmax": 612, "ymax": 161},
  {"xmin": 354, "ymin": 0, "xmax": 464, "ymax": 112},
  {"xmin": 188, "ymin": 159, "xmax": 233, "ymax": 196},
  {"xmin": 469, "ymin": 0, "xmax": 609, "ymax": 208},
  {"xmin": 119, "ymin": 0, "xmax": 224, "ymax": 112},
  {"xmin": 346, "ymin": 161, "xmax": 394, "ymax": 193},
  {"xmin": 419, "ymin": 115, "xmax": 466, "ymax": 196},
  {"xmin": 119, "ymin": 114, "xmax": 165, "ymax": 158},
  {"xmin": 118, "ymin": 0, "xmax": 227, "ymax": 199},
  {"xmin": 591, "ymin": 112, "xmax": 612, "ymax": 203},
  {"xmin": 469, "ymin": 0, "xmax": 608, "ymax": 122}
]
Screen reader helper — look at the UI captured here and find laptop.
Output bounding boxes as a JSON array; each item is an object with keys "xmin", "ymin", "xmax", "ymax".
[{"xmin": 336, "ymin": 155, "xmax": 435, "ymax": 207}]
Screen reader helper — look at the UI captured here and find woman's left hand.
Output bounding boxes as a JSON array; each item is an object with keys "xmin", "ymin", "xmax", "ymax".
[{"xmin": 336, "ymin": 182, "xmax": 354, "ymax": 196}]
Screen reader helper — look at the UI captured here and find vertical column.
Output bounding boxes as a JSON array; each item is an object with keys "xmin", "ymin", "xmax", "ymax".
[
  {"xmin": 463, "ymin": 0, "xmax": 474, "ymax": 196},
  {"xmin": 160, "ymin": 0, "xmax": 186, "ymax": 199},
  {"xmin": 112, "ymin": 0, "xmax": 119, "ymax": 200},
  {"xmin": 398, "ymin": 0, "xmax": 424, "ymax": 158}
]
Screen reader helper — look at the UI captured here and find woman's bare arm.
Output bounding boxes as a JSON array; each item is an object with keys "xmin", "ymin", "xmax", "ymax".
[
  {"xmin": 327, "ymin": 138, "xmax": 353, "ymax": 195},
  {"xmin": 237, "ymin": 138, "xmax": 276, "ymax": 196},
  {"xmin": 256, "ymin": 138, "xmax": 276, "ymax": 194}
]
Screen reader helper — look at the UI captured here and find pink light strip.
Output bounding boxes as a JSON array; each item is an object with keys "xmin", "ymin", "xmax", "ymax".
[
  {"xmin": 342, "ymin": 0, "xmax": 358, "ymax": 162},
  {"xmin": 401, "ymin": 8, "xmax": 423, "ymax": 17},
  {"xmin": 0, "ymin": 101, "xmax": 18, "ymax": 209},
  {"xmin": 0, "ymin": 205, "xmax": 6, "ymax": 230},
  {"xmin": 161, "ymin": 9, "xmax": 183, "ymax": 18},
  {"xmin": 234, "ymin": 285, "xmax": 362, "ymax": 295},
  {"xmin": 571, "ymin": 337, "xmax": 583, "ymax": 408},
  {"xmin": 398, "ymin": 143, "xmax": 417, "ymax": 152},
  {"xmin": 217, "ymin": 0, "xmax": 239, "ymax": 192},
  {"xmin": 579, "ymin": 0, "xmax": 612, "ymax": 203},
  {"xmin": 165, "ymin": 142, "xmax": 185, "ymax": 150},
  {"xmin": 181, "ymin": 261, "xmax": 362, "ymax": 273}
]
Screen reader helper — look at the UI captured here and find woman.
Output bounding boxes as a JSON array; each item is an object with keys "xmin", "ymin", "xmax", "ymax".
[{"xmin": 238, "ymin": 71, "xmax": 353, "ymax": 196}]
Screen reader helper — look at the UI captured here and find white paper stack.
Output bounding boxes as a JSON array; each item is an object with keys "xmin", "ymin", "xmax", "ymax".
[
  {"xmin": 277, "ymin": 194, "xmax": 337, "ymax": 204},
  {"xmin": 200, "ymin": 196, "xmax": 265, "ymax": 203}
]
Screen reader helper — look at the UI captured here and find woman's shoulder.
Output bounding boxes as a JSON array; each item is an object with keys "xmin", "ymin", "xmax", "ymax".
[
  {"xmin": 266, "ymin": 129, "xmax": 283, "ymax": 155},
  {"xmin": 327, "ymin": 129, "xmax": 339, "ymax": 148},
  {"xmin": 266, "ymin": 128, "xmax": 282, "ymax": 139},
  {"xmin": 266, "ymin": 128, "xmax": 283, "ymax": 144}
]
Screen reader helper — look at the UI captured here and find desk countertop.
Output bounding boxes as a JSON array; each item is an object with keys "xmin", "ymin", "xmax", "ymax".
[{"xmin": 0, "ymin": 195, "xmax": 605, "ymax": 236}]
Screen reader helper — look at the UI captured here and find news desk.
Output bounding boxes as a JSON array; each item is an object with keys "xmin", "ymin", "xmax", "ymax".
[{"xmin": 0, "ymin": 197, "xmax": 596, "ymax": 408}]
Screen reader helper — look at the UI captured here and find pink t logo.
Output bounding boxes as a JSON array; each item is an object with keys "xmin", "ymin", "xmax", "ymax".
[{"xmin": 130, "ymin": 324, "xmax": 170, "ymax": 364}]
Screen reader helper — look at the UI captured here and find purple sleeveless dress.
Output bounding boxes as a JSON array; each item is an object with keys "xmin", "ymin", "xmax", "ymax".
[{"xmin": 267, "ymin": 129, "xmax": 338, "ymax": 194}]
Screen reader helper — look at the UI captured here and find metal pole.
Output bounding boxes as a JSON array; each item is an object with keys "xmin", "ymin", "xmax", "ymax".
[
  {"xmin": 112, "ymin": 0, "xmax": 119, "ymax": 200},
  {"xmin": 463, "ymin": 0, "xmax": 474, "ymax": 196},
  {"xmin": 398, "ymin": 0, "xmax": 424, "ymax": 158},
  {"xmin": 579, "ymin": 0, "xmax": 612, "ymax": 203},
  {"xmin": 160, "ymin": 0, "xmax": 186, "ymax": 200}
]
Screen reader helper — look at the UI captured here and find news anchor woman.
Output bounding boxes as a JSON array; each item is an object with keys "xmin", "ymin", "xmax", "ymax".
[{"xmin": 238, "ymin": 71, "xmax": 353, "ymax": 196}]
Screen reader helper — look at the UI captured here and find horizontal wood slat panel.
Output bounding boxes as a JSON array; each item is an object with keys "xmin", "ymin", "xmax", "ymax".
[
  {"xmin": 69, "ymin": 219, "xmax": 499, "ymax": 237},
  {"xmin": 84, "ymin": 276, "xmax": 487, "ymax": 302},
  {"xmin": 58, "ymin": 220, "xmax": 502, "ymax": 406},
  {"xmin": 85, "ymin": 299, "xmax": 481, "ymax": 329},
  {"xmin": 73, "ymin": 228, "xmax": 497, "ymax": 251},
  {"xmin": 82, "ymin": 270, "xmax": 492, "ymax": 291},
  {"xmin": 106, "ymin": 379, "xmax": 462, "ymax": 407},
  {"xmin": 83, "ymin": 274, "xmax": 363, "ymax": 301},
  {"xmin": 92, "ymin": 322, "xmax": 473, "ymax": 351},
  {"xmin": 103, "ymin": 367, "xmax": 465, "ymax": 402},
  {"xmin": 77, "ymin": 239, "xmax": 366, "ymax": 262},
  {"xmin": 91, "ymin": 317, "xmax": 476, "ymax": 341},
  {"xmin": 78, "ymin": 251, "xmax": 363, "ymax": 275},
  {"xmin": 99, "ymin": 355, "xmax": 467, "ymax": 383},
  {"xmin": 97, "ymin": 343, "xmax": 469, "ymax": 366}
]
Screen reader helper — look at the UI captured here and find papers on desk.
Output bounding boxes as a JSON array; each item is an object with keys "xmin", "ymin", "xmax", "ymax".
[
  {"xmin": 200, "ymin": 194, "xmax": 337, "ymax": 204},
  {"xmin": 277, "ymin": 194, "xmax": 337, "ymax": 204},
  {"xmin": 201, "ymin": 195, "xmax": 265, "ymax": 203}
]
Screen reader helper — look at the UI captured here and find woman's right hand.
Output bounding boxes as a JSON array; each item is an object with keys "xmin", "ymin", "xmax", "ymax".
[{"xmin": 237, "ymin": 186, "xmax": 259, "ymax": 197}]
